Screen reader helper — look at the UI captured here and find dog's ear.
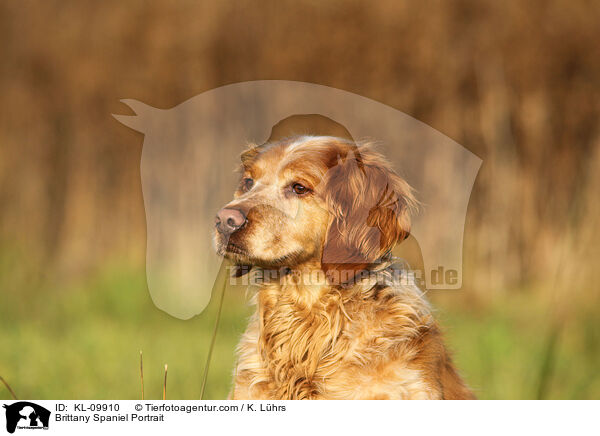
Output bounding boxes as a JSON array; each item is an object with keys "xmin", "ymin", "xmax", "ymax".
[{"xmin": 320, "ymin": 147, "xmax": 416, "ymax": 285}]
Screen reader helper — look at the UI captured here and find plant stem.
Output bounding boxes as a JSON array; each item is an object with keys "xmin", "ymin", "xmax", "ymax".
[
  {"xmin": 163, "ymin": 364, "xmax": 168, "ymax": 400},
  {"xmin": 140, "ymin": 350, "xmax": 144, "ymax": 401},
  {"xmin": 0, "ymin": 375, "xmax": 17, "ymax": 400},
  {"xmin": 200, "ymin": 276, "xmax": 227, "ymax": 400}
]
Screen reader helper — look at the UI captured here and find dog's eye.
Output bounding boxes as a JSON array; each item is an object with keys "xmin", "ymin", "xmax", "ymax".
[
  {"xmin": 292, "ymin": 183, "xmax": 309, "ymax": 195},
  {"xmin": 241, "ymin": 178, "xmax": 254, "ymax": 192}
]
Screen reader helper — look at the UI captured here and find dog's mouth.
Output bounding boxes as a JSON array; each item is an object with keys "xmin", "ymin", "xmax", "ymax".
[
  {"xmin": 216, "ymin": 230, "xmax": 308, "ymax": 268},
  {"xmin": 215, "ymin": 230, "xmax": 250, "ymax": 258},
  {"xmin": 225, "ymin": 241, "xmax": 249, "ymax": 256}
]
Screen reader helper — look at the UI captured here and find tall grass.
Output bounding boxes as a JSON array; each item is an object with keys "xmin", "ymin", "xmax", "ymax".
[{"xmin": 1, "ymin": 0, "xmax": 598, "ymax": 295}]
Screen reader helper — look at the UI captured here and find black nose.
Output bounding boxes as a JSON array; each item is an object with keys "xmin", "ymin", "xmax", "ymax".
[{"xmin": 215, "ymin": 208, "xmax": 247, "ymax": 235}]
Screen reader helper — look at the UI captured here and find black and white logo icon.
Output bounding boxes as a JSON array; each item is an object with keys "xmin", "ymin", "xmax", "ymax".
[{"xmin": 2, "ymin": 402, "xmax": 50, "ymax": 434}]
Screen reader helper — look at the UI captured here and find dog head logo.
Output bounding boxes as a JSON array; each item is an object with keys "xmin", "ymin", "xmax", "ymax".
[
  {"xmin": 3, "ymin": 402, "xmax": 50, "ymax": 434},
  {"xmin": 114, "ymin": 80, "xmax": 481, "ymax": 320}
]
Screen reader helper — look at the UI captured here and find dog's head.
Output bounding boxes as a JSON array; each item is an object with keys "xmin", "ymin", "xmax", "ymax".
[{"xmin": 214, "ymin": 136, "xmax": 416, "ymax": 285}]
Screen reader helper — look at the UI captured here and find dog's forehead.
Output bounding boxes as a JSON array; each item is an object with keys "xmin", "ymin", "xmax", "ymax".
[
  {"xmin": 250, "ymin": 144, "xmax": 286, "ymax": 176},
  {"xmin": 249, "ymin": 137, "xmax": 343, "ymax": 185}
]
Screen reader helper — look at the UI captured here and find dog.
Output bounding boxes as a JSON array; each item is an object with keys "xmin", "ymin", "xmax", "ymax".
[{"xmin": 214, "ymin": 135, "xmax": 475, "ymax": 399}]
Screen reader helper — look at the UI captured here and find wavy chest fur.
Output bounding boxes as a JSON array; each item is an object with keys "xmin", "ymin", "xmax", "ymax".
[{"xmin": 230, "ymin": 268, "xmax": 465, "ymax": 400}]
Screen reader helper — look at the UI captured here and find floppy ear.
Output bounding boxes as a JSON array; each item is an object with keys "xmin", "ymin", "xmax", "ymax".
[{"xmin": 320, "ymin": 149, "xmax": 416, "ymax": 285}]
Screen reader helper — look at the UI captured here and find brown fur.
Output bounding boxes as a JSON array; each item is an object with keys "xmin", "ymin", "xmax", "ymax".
[{"xmin": 214, "ymin": 136, "xmax": 475, "ymax": 400}]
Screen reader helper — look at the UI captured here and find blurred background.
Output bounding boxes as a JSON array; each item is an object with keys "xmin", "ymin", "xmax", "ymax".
[{"xmin": 0, "ymin": 0, "xmax": 599, "ymax": 399}]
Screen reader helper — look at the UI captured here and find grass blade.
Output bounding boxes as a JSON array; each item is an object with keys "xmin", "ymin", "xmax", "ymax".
[
  {"xmin": 163, "ymin": 364, "xmax": 168, "ymax": 400},
  {"xmin": 536, "ymin": 323, "xmax": 561, "ymax": 399},
  {"xmin": 200, "ymin": 275, "xmax": 227, "ymax": 400},
  {"xmin": 0, "ymin": 375, "xmax": 18, "ymax": 400},
  {"xmin": 140, "ymin": 350, "xmax": 144, "ymax": 400}
]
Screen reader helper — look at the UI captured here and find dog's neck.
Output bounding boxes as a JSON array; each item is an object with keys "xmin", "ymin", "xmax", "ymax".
[
  {"xmin": 262, "ymin": 261, "xmax": 331, "ymax": 306},
  {"xmin": 250, "ymin": 259, "xmax": 423, "ymax": 308}
]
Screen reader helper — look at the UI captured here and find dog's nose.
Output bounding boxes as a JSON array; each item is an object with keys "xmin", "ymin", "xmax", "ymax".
[{"xmin": 215, "ymin": 208, "xmax": 247, "ymax": 235}]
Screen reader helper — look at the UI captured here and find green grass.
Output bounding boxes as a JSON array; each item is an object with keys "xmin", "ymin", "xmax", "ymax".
[
  {"xmin": 434, "ymin": 293, "xmax": 600, "ymax": 399},
  {"xmin": 0, "ymin": 265, "xmax": 598, "ymax": 399},
  {"xmin": 0, "ymin": 266, "xmax": 252, "ymax": 400}
]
